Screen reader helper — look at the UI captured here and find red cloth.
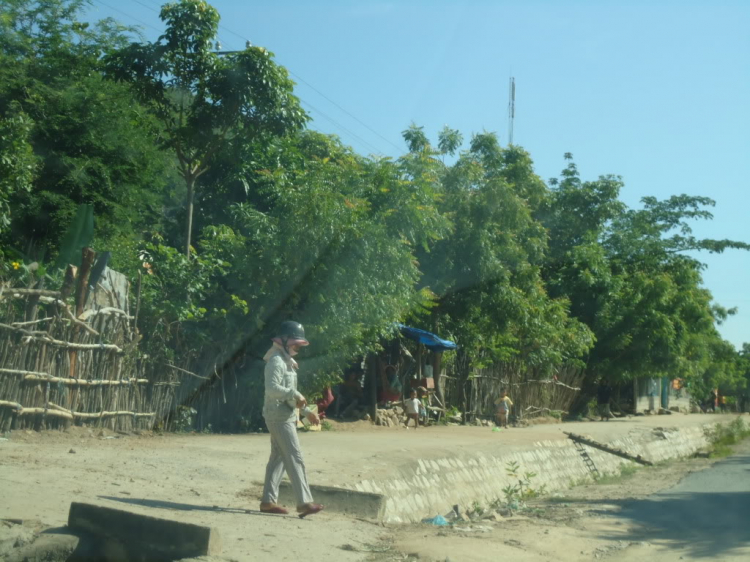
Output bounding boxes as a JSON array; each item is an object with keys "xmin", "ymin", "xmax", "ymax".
[
  {"xmin": 379, "ymin": 388, "xmax": 401, "ymax": 404},
  {"xmin": 316, "ymin": 387, "xmax": 335, "ymax": 419}
]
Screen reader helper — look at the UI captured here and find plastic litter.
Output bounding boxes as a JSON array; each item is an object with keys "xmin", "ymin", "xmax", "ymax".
[
  {"xmin": 421, "ymin": 514, "xmax": 449, "ymax": 526},
  {"xmin": 492, "ymin": 427, "xmax": 503, "ymax": 432}
]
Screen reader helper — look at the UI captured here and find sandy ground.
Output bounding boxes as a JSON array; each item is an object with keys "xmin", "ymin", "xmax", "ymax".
[{"xmin": 0, "ymin": 413, "xmax": 744, "ymax": 561}]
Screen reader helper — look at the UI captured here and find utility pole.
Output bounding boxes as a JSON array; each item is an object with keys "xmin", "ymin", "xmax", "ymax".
[{"xmin": 508, "ymin": 77, "xmax": 516, "ymax": 145}]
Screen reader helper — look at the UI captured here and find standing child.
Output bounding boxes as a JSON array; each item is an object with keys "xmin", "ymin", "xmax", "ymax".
[
  {"xmin": 404, "ymin": 389, "xmax": 421, "ymax": 429},
  {"xmin": 494, "ymin": 389, "xmax": 513, "ymax": 429}
]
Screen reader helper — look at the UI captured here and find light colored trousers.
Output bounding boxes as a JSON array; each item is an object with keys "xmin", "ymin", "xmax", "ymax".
[{"xmin": 262, "ymin": 419, "xmax": 314, "ymax": 505}]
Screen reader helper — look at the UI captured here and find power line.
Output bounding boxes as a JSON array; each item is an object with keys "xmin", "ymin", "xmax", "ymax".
[
  {"xmin": 301, "ymin": 101, "xmax": 384, "ymax": 156},
  {"xmin": 508, "ymin": 76, "xmax": 515, "ymax": 146},
  {"xmin": 129, "ymin": 0, "xmax": 160, "ymax": 13},
  {"xmin": 104, "ymin": 1, "xmax": 394, "ymax": 155},
  {"xmin": 213, "ymin": 22, "xmax": 404, "ymax": 152},
  {"xmin": 126, "ymin": 0, "xmax": 404, "ymax": 153},
  {"xmin": 93, "ymin": 0, "xmax": 163, "ymax": 34},
  {"xmin": 288, "ymin": 72, "xmax": 404, "ymax": 153}
]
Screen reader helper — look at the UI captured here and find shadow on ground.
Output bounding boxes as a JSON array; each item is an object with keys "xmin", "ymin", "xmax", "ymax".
[
  {"xmin": 566, "ymin": 451, "xmax": 750, "ymax": 559},
  {"xmin": 582, "ymin": 491, "xmax": 750, "ymax": 558},
  {"xmin": 98, "ymin": 496, "xmax": 290, "ymax": 519}
]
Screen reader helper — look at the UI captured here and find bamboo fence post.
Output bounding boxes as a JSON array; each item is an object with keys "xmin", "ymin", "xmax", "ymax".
[
  {"xmin": 69, "ymin": 248, "xmax": 96, "ymax": 381},
  {"xmin": 134, "ymin": 270, "xmax": 142, "ymax": 341}
]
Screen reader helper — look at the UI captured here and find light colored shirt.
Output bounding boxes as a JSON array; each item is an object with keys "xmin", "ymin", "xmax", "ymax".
[
  {"xmin": 405, "ymin": 397, "xmax": 421, "ymax": 415},
  {"xmin": 263, "ymin": 348, "xmax": 307, "ymax": 422}
]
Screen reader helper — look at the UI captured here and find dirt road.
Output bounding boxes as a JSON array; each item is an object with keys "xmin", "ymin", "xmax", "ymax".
[
  {"xmin": 603, "ymin": 439, "xmax": 750, "ymax": 561},
  {"xmin": 378, "ymin": 439, "xmax": 750, "ymax": 561},
  {"xmin": 0, "ymin": 414, "xmax": 744, "ymax": 561}
]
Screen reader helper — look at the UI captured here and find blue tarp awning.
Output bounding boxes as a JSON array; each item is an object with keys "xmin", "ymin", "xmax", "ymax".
[{"xmin": 397, "ymin": 324, "xmax": 457, "ymax": 352}]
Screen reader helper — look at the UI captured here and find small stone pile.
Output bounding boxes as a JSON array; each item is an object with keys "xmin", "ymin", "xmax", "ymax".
[{"xmin": 375, "ymin": 406, "xmax": 407, "ymax": 427}]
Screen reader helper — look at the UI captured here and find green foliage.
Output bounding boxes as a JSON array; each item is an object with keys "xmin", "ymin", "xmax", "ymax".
[
  {"xmin": 104, "ymin": 0, "xmax": 307, "ymax": 256},
  {"xmin": 468, "ymin": 500, "xmax": 484, "ymax": 517},
  {"xmin": 414, "ymin": 131, "xmax": 593, "ymax": 384},
  {"xmin": 542, "ymin": 154, "xmax": 749, "ymax": 413},
  {"xmin": 1, "ymin": 1, "xmax": 745, "ymax": 434},
  {"xmin": 138, "ymin": 132, "xmax": 447, "ymax": 372},
  {"xmin": 502, "ymin": 460, "xmax": 547, "ymax": 510},
  {"xmin": 0, "ymin": 102, "xmax": 36, "ymax": 236},
  {"xmin": 437, "ymin": 126, "xmax": 463, "ymax": 156},
  {"xmin": 172, "ymin": 405, "xmax": 197, "ymax": 432},
  {"xmin": 53, "ymin": 204, "xmax": 93, "ymax": 270},
  {"xmin": 0, "ymin": 0, "xmax": 178, "ymax": 263},
  {"xmin": 708, "ymin": 418, "xmax": 750, "ymax": 458}
]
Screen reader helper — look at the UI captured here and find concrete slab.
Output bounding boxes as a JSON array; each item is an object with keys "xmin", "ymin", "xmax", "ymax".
[
  {"xmin": 68, "ymin": 502, "xmax": 221, "ymax": 561},
  {"xmin": 277, "ymin": 482, "xmax": 386, "ymax": 520}
]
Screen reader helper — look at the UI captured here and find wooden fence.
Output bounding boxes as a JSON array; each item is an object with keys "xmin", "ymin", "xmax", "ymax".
[
  {"xmin": 1, "ymin": 260, "xmax": 585, "ymax": 433},
  {"xmin": 0, "ymin": 269, "xmax": 179, "ymax": 432},
  {"xmin": 442, "ymin": 358, "xmax": 584, "ymax": 422}
]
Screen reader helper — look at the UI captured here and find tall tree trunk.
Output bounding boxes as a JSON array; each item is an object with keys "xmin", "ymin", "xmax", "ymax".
[
  {"xmin": 431, "ymin": 312, "xmax": 445, "ymax": 406},
  {"xmin": 569, "ymin": 368, "xmax": 598, "ymax": 416},
  {"xmin": 185, "ymin": 176, "xmax": 195, "ymax": 258},
  {"xmin": 433, "ymin": 351, "xmax": 444, "ymax": 406},
  {"xmin": 456, "ymin": 348, "xmax": 471, "ymax": 424}
]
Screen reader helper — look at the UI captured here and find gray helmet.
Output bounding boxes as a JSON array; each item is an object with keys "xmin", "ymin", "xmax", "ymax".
[{"xmin": 276, "ymin": 320, "xmax": 309, "ymax": 346}]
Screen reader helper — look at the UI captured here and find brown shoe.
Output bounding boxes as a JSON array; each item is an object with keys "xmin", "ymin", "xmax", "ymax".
[{"xmin": 297, "ymin": 503, "xmax": 324, "ymax": 518}]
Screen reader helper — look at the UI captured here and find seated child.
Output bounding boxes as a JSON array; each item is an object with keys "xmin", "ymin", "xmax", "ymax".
[{"xmin": 417, "ymin": 386, "xmax": 429, "ymax": 425}]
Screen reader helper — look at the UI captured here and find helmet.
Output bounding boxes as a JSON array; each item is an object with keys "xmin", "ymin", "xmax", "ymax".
[{"xmin": 276, "ymin": 320, "xmax": 309, "ymax": 346}]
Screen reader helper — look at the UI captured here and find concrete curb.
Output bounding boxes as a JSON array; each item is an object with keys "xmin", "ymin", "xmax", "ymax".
[
  {"xmin": 333, "ymin": 423, "xmax": 718, "ymax": 523},
  {"xmin": 277, "ymin": 482, "xmax": 386, "ymax": 520}
]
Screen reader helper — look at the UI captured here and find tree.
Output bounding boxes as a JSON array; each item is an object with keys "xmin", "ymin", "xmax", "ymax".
[
  {"xmin": 408, "ymin": 129, "xmax": 592, "ymax": 411},
  {"xmin": 104, "ymin": 0, "xmax": 307, "ymax": 257},
  {"xmin": 542, "ymin": 155, "xmax": 750, "ymax": 412},
  {"xmin": 0, "ymin": 0, "xmax": 177, "ymax": 262},
  {"xmin": 737, "ymin": 344, "xmax": 750, "ymax": 412},
  {"xmin": 131, "ymin": 130, "xmax": 452, "ymax": 430},
  {"xmin": 0, "ymin": 103, "xmax": 36, "ymax": 237}
]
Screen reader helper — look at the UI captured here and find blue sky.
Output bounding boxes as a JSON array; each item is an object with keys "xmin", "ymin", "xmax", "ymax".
[{"xmin": 86, "ymin": 0, "xmax": 750, "ymax": 349}]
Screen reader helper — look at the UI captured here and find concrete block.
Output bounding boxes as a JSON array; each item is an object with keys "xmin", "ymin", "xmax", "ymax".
[
  {"xmin": 68, "ymin": 502, "xmax": 221, "ymax": 561},
  {"xmin": 277, "ymin": 482, "xmax": 386, "ymax": 520}
]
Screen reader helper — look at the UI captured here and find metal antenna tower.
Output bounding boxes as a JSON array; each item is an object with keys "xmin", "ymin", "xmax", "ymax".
[{"xmin": 508, "ymin": 77, "xmax": 516, "ymax": 145}]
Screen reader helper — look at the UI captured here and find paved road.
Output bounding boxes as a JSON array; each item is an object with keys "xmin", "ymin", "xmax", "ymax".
[{"xmin": 605, "ymin": 441, "xmax": 750, "ymax": 560}]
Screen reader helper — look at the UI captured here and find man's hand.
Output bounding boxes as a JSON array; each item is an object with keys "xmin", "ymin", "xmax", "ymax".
[
  {"xmin": 306, "ymin": 412, "xmax": 320, "ymax": 426},
  {"xmin": 296, "ymin": 396, "xmax": 307, "ymax": 409}
]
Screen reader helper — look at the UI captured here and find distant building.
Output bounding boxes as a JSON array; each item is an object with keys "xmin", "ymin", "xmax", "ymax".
[{"xmin": 633, "ymin": 377, "xmax": 691, "ymax": 413}]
